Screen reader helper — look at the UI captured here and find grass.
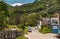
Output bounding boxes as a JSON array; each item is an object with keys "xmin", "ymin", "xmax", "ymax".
[
  {"xmin": 5, "ymin": 25, "xmax": 23, "ymax": 31},
  {"xmin": 16, "ymin": 36, "xmax": 28, "ymax": 39},
  {"xmin": 39, "ymin": 24, "xmax": 51, "ymax": 34},
  {"xmin": 24, "ymin": 27, "xmax": 28, "ymax": 34},
  {"xmin": 7, "ymin": 25, "xmax": 28, "ymax": 33}
]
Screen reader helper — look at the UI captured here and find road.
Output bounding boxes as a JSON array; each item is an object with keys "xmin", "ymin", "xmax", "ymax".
[{"xmin": 25, "ymin": 28, "xmax": 58, "ymax": 39}]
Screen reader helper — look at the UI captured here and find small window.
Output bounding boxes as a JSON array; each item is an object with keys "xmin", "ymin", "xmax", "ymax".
[{"xmin": 53, "ymin": 26, "xmax": 58, "ymax": 29}]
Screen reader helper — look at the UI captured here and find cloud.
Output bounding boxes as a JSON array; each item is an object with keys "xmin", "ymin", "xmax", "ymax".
[{"xmin": 10, "ymin": 3, "xmax": 23, "ymax": 6}]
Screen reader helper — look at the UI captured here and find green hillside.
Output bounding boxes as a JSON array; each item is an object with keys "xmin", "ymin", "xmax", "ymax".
[
  {"xmin": 0, "ymin": 0, "xmax": 58, "ymax": 30},
  {"xmin": 14, "ymin": 0, "xmax": 58, "ymax": 14}
]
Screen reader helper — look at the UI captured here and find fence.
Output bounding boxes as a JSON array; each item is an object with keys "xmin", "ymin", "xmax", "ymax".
[{"xmin": 0, "ymin": 30, "xmax": 23, "ymax": 39}]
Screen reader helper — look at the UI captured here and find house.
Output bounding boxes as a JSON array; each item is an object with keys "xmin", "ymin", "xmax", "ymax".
[
  {"xmin": 42, "ymin": 18, "xmax": 51, "ymax": 25},
  {"xmin": 51, "ymin": 13, "xmax": 60, "ymax": 33},
  {"xmin": 42, "ymin": 13, "xmax": 59, "ymax": 26},
  {"xmin": 42, "ymin": 12, "xmax": 59, "ymax": 33}
]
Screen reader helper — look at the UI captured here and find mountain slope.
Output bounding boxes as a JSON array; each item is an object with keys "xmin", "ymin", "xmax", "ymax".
[
  {"xmin": 10, "ymin": 3, "xmax": 23, "ymax": 6},
  {"xmin": 14, "ymin": 0, "xmax": 58, "ymax": 14}
]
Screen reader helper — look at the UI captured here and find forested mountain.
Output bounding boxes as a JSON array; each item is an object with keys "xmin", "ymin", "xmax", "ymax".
[
  {"xmin": 0, "ymin": 0, "xmax": 58, "ymax": 30},
  {"xmin": 7, "ymin": 0, "xmax": 58, "ymax": 26},
  {"xmin": 14, "ymin": 0, "xmax": 58, "ymax": 14}
]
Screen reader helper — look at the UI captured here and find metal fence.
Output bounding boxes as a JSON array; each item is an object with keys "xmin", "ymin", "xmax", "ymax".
[{"xmin": 0, "ymin": 30, "xmax": 23, "ymax": 39}]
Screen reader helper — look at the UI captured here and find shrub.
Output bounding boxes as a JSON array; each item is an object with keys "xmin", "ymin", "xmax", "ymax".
[
  {"xmin": 16, "ymin": 36, "xmax": 28, "ymax": 39},
  {"xmin": 24, "ymin": 27, "xmax": 28, "ymax": 34},
  {"xmin": 39, "ymin": 24, "xmax": 51, "ymax": 34}
]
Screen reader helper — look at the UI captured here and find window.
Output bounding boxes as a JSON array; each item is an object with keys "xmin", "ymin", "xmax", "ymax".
[
  {"xmin": 53, "ymin": 26, "xmax": 58, "ymax": 29},
  {"xmin": 52, "ymin": 20, "xmax": 58, "ymax": 25}
]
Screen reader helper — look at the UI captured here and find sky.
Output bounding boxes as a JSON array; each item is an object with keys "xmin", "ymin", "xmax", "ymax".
[{"xmin": 4, "ymin": 0, "xmax": 35, "ymax": 4}]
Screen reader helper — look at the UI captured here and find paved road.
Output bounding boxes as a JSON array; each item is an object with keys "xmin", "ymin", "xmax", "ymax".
[{"xmin": 25, "ymin": 28, "xmax": 58, "ymax": 39}]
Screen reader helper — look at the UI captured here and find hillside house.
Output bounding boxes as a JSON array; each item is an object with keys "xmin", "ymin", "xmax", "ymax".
[
  {"xmin": 41, "ymin": 13, "xmax": 59, "ymax": 33},
  {"xmin": 42, "ymin": 13, "xmax": 59, "ymax": 26}
]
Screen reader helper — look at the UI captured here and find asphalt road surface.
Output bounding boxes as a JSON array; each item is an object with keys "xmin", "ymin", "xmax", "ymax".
[{"xmin": 25, "ymin": 28, "xmax": 58, "ymax": 39}]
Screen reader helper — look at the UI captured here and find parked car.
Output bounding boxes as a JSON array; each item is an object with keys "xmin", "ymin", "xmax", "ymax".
[{"xmin": 28, "ymin": 27, "xmax": 32, "ymax": 32}]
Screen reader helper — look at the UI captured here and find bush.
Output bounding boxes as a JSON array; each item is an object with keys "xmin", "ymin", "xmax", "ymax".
[
  {"xmin": 16, "ymin": 36, "xmax": 28, "ymax": 39},
  {"xmin": 39, "ymin": 24, "xmax": 51, "ymax": 34},
  {"xmin": 24, "ymin": 27, "xmax": 28, "ymax": 34}
]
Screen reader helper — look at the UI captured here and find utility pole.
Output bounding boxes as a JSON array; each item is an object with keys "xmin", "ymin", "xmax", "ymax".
[
  {"xmin": 58, "ymin": 0, "xmax": 60, "ymax": 33},
  {"xmin": 58, "ymin": 0, "xmax": 60, "ymax": 26},
  {"xmin": 59, "ymin": 1, "xmax": 60, "ymax": 26}
]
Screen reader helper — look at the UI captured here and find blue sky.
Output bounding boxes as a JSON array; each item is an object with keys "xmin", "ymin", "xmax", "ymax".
[{"xmin": 4, "ymin": 0, "xmax": 35, "ymax": 4}]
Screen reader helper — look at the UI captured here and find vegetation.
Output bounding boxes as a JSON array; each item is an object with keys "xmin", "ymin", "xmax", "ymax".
[
  {"xmin": 8, "ymin": 0, "xmax": 58, "ymax": 31},
  {"xmin": 0, "ymin": 0, "xmax": 59, "ymax": 39},
  {"xmin": 24, "ymin": 27, "xmax": 28, "ymax": 34},
  {"xmin": 0, "ymin": 1, "xmax": 9, "ymax": 30},
  {"xmin": 0, "ymin": 0, "xmax": 58, "ymax": 32},
  {"xmin": 16, "ymin": 36, "xmax": 28, "ymax": 39},
  {"xmin": 39, "ymin": 24, "xmax": 51, "ymax": 34}
]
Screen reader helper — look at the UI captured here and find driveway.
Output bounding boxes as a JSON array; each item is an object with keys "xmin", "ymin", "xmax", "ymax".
[{"xmin": 25, "ymin": 28, "xmax": 58, "ymax": 39}]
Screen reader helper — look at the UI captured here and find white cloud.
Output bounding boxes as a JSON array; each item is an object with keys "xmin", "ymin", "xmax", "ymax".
[{"xmin": 10, "ymin": 3, "xmax": 23, "ymax": 6}]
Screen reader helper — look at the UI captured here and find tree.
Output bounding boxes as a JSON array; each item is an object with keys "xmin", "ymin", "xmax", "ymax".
[
  {"xmin": 0, "ymin": 1, "xmax": 9, "ymax": 30},
  {"xmin": 20, "ymin": 13, "xmax": 40, "ymax": 27},
  {"xmin": 0, "ymin": 1, "xmax": 9, "ymax": 16}
]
